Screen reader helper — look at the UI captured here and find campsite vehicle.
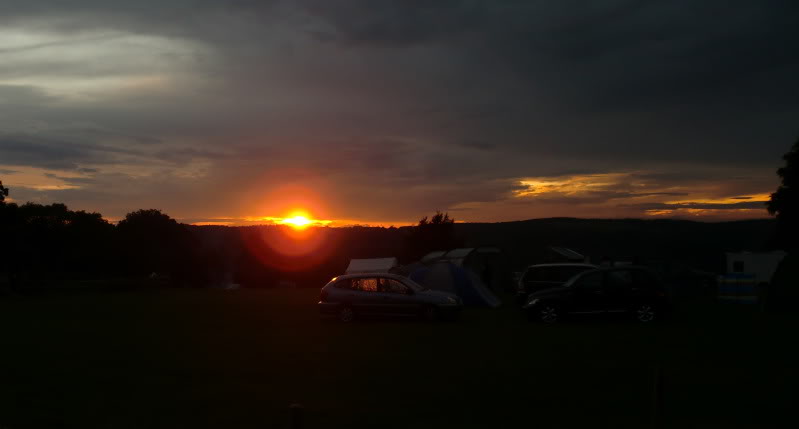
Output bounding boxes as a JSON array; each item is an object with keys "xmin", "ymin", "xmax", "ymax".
[
  {"xmin": 516, "ymin": 263, "xmax": 597, "ymax": 305},
  {"xmin": 522, "ymin": 266, "xmax": 669, "ymax": 323},
  {"xmin": 318, "ymin": 273, "xmax": 462, "ymax": 322},
  {"xmin": 718, "ymin": 251, "xmax": 786, "ymax": 303}
]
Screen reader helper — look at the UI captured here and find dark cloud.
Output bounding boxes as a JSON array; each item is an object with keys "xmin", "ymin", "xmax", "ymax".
[
  {"xmin": 0, "ymin": 0, "xmax": 795, "ymax": 221},
  {"xmin": 0, "ymin": 132, "xmax": 163, "ymax": 170},
  {"xmin": 624, "ymin": 200, "xmax": 769, "ymax": 211},
  {"xmin": 1, "ymin": 135, "xmax": 93, "ymax": 170}
]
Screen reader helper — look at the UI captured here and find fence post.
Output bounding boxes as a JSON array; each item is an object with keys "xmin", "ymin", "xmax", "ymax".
[
  {"xmin": 651, "ymin": 365, "xmax": 663, "ymax": 429},
  {"xmin": 289, "ymin": 403, "xmax": 304, "ymax": 429}
]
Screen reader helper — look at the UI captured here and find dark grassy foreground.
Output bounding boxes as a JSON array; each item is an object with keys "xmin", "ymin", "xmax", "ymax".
[{"xmin": 1, "ymin": 289, "xmax": 797, "ymax": 429}]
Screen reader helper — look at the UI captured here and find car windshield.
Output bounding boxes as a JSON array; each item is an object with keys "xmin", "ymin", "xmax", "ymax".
[{"xmin": 563, "ymin": 270, "xmax": 594, "ymax": 288}]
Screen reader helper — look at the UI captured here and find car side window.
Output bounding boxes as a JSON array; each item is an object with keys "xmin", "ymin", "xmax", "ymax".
[
  {"xmin": 358, "ymin": 278, "xmax": 379, "ymax": 292},
  {"xmin": 575, "ymin": 272, "xmax": 603, "ymax": 291},
  {"xmin": 607, "ymin": 270, "xmax": 634, "ymax": 293},
  {"xmin": 559, "ymin": 267, "xmax": 589, "ymax": 282},
  {"xmin": 526, "ymin": 267, "xmax": 554, "ymax": 282},
  {"xmin": 632, "ymin": 270, "xmax": 658, "ymax": 289},
  {"xmin": 344, "ymin": 277, "xmax": 378, "ymax": 292},
  {"xmin": 379, "ymin": 278, "xmax": 409, "ymax": 294}
]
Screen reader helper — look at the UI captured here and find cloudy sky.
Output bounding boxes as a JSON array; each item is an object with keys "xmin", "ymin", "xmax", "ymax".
[{"xmin": 1, "ymin": 0, "xmax": 797, "ymax": 225}]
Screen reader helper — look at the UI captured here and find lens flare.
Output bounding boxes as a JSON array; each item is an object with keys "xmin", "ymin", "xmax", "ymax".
[{"xmin": 281, "ymin": 215, "xmax": 312, "ymax": 229}]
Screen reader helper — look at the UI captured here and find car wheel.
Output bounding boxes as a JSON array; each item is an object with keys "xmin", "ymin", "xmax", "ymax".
[
  {"xmin": 634, "ymin": 303, "xmax": 656, "ymax": 323},
  {"xmin": 421, "ymin": 305, "xmax": 438, "ymax": 322},
  {"xmin": 338, "ymin": 306, "xmax": 355, "ymax": 323},
  {"xmin": 537, "ymin": 304, "xmax": 560, "ymax": 324}
]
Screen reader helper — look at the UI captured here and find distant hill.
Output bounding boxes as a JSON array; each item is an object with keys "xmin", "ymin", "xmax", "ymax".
[
  {"xmin": 448, "ymin": 217, "xmax": 777, "ymax": 273},
  {"xmin": 191, "ymin": 218, "xmax": 777, "ymax": 288}
]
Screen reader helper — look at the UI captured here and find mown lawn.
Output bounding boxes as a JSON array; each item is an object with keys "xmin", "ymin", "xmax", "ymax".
[{"xmin": 0, "ymin": 288, "xmax": 796, "ymax": 428}]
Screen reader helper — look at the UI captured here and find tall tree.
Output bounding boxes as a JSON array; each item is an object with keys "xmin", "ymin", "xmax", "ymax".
[
  {"xmin": 0, "ymin": 180, "xmax": 8, "ymax": 203},
  {"xmin": 116, "ymin": 209, "xmax": 199, "ymax": 284},
  {"xmin": 767, "ymin": 139, "xmax": 799, "ymax": 250},
  {"xmin": 405, "ymin": 211, "xmax": 461, "ymax": 261}
]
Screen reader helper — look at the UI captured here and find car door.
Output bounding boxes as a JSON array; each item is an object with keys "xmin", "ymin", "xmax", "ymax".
[
  {"xmin": 350, "ymin": 277, "xmax": 383, "ymax": 315},
  {"xmin": 524, "ymin": 267, "xmax": 560, "ymax": 293},
  {"xmin": 605, "ymin": 269, "xmax": 635, "ymax": 313},
  {"xmin": 631, "ymin": 269, "xmax": 666, "ymax": 304},
  {"xmin": 560, "ymin": 266, "xmax": 595, "ymax": 284},
  {"xmin": 569, "ymin": 271, "xmax": 608, "ymax": 314},
  {"xmin": 378, "ymin": 277, "xmax": 420, "ymax": 316}
]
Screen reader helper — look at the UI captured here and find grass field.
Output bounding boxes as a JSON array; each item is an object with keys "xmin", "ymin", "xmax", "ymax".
[{"xmin": 1, "ymin": 288, "xmax": 797, "ymax": 428}]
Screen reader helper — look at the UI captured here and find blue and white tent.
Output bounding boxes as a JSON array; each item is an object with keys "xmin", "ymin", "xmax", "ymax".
[
  {"xmin": 420, "ymin": 247, "xmax": 507, "ymax": 292},
  {"xmin": 409, "ymin": 261, "xmax": 501, "ymax": 308}
]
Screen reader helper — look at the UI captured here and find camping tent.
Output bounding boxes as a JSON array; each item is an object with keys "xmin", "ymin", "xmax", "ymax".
[
  {"xmin": 422, "ymin": 247, "xmax": 507, "ymax": 291},
  {"xmin": 345, "ymin": 258, "xmax": 399, "ymax": 274},
  {"xmin": 409, "ymin": 261, "xmax": 501, "ymax": 307},
  {"xmin": 421, "ymin": 251, "xmax": 446, "ymax": 263},
  {"xmin": 718, "ymin": 251, "xmax": 786, "ymax": 304},
  {"xmin": 725, "ymin": 251, "xmax": 786, "ymax": 284}
]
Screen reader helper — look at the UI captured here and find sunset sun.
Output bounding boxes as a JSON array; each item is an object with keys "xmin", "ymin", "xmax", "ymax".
[{"xmin": 281, "ymin": 215, "xmax": 312, "ymax": 229}]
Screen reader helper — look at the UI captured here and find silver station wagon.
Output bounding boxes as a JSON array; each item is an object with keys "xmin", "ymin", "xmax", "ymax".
[{"xmin": 318, "ymin": 273, "xmax": 462, "ymax": 322}]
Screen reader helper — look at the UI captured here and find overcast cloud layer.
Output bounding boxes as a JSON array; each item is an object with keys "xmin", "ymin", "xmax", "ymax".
[{"xmin": 1, "ymin": 0, "xmax": 797, "ymax": 224}]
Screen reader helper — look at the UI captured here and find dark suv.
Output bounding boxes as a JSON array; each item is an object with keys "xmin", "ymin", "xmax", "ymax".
[
  {"xmin": 318, "ymin": 273, "xmax": 462, "ymax": 322},
  {"xmin": 516, "ymin": 263, "xmax": 597, "ymax": 305},
  {"xmin": 522, "ymin": 266, "xmax": 670, "ymax": 323}
]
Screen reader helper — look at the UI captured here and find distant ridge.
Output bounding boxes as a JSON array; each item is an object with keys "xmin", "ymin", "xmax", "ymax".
[
  {"xmin": 449, "ymin": 216, "xmax": 774, "ymax": 226},
  {"xmin": 452, "ymin": 217, "xmax": 776, "ymax": 273}
]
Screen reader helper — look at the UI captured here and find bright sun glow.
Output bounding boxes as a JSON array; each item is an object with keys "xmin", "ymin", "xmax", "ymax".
[{"xmin": 281, "ymin": 215, "xmax": 313, "ymax": 229}]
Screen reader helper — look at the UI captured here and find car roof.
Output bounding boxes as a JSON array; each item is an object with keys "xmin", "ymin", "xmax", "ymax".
[
  {"xmin": 563, "ymin": 265, "xmax": 662, "ymax": 284},
  {"xmin": 597, "ymin": 265, "xmax": 654, "ymax": 271},
  {"xmin": 577, "ymin": 265, "xmax": 658, "ymax": 276},
  {"xmin": 330, "ymin": 272, "xmax": 409, "ymax": 281},
  {"xmin": 525, "ymin": 263, "xmax": 597, "ymax": 269}
]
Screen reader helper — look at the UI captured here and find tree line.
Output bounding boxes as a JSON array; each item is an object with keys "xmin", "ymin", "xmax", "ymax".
[
  {"xmin": 0, "ymin": 184, "xmax": 461, "ymax": 292},
  {"xmin": 1, "ymin": 137, "xmax": 797, "ymax": 293},
  {"xmin": 0, "ymin": 203, "xmax": 207, "ymax": 292}
]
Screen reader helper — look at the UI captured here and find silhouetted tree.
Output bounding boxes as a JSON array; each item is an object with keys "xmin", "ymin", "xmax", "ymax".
[
  {"xmin": 118, "ymin": 209, "xmax": 180, "ymax": 275},
  {"xmin": 418, "ymin": 211, "xmax": 455, "ymax": 227},
  {"xmin": 116, "ymin": 209, "xmax": 199, "ymax": 285},
  {"xmin": 0, "ymin": 199, "xmax": 115, "ymax": 291},
  {"xmin": 767, "ymin": 139, "xmax": 799, "ymax": 250},
  {"xmin": 404, "ymin": 211, "xmax": 461, "ymax": 262},
  {"xmin": 64, "ymin": 210, "xmax": 116, "ymax": 275},
  {"xmin": 0, "ymin": 180, "xmax": 8, "ymax": 203},
  {"xmin": 0, "ymin": 180, "xmax": 12, "ymax": 291}
]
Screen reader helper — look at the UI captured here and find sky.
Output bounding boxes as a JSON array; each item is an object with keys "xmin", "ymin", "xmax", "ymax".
[{"xmin": 1, "ymin": 0, "xmax": 797, "ymax": 226}]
